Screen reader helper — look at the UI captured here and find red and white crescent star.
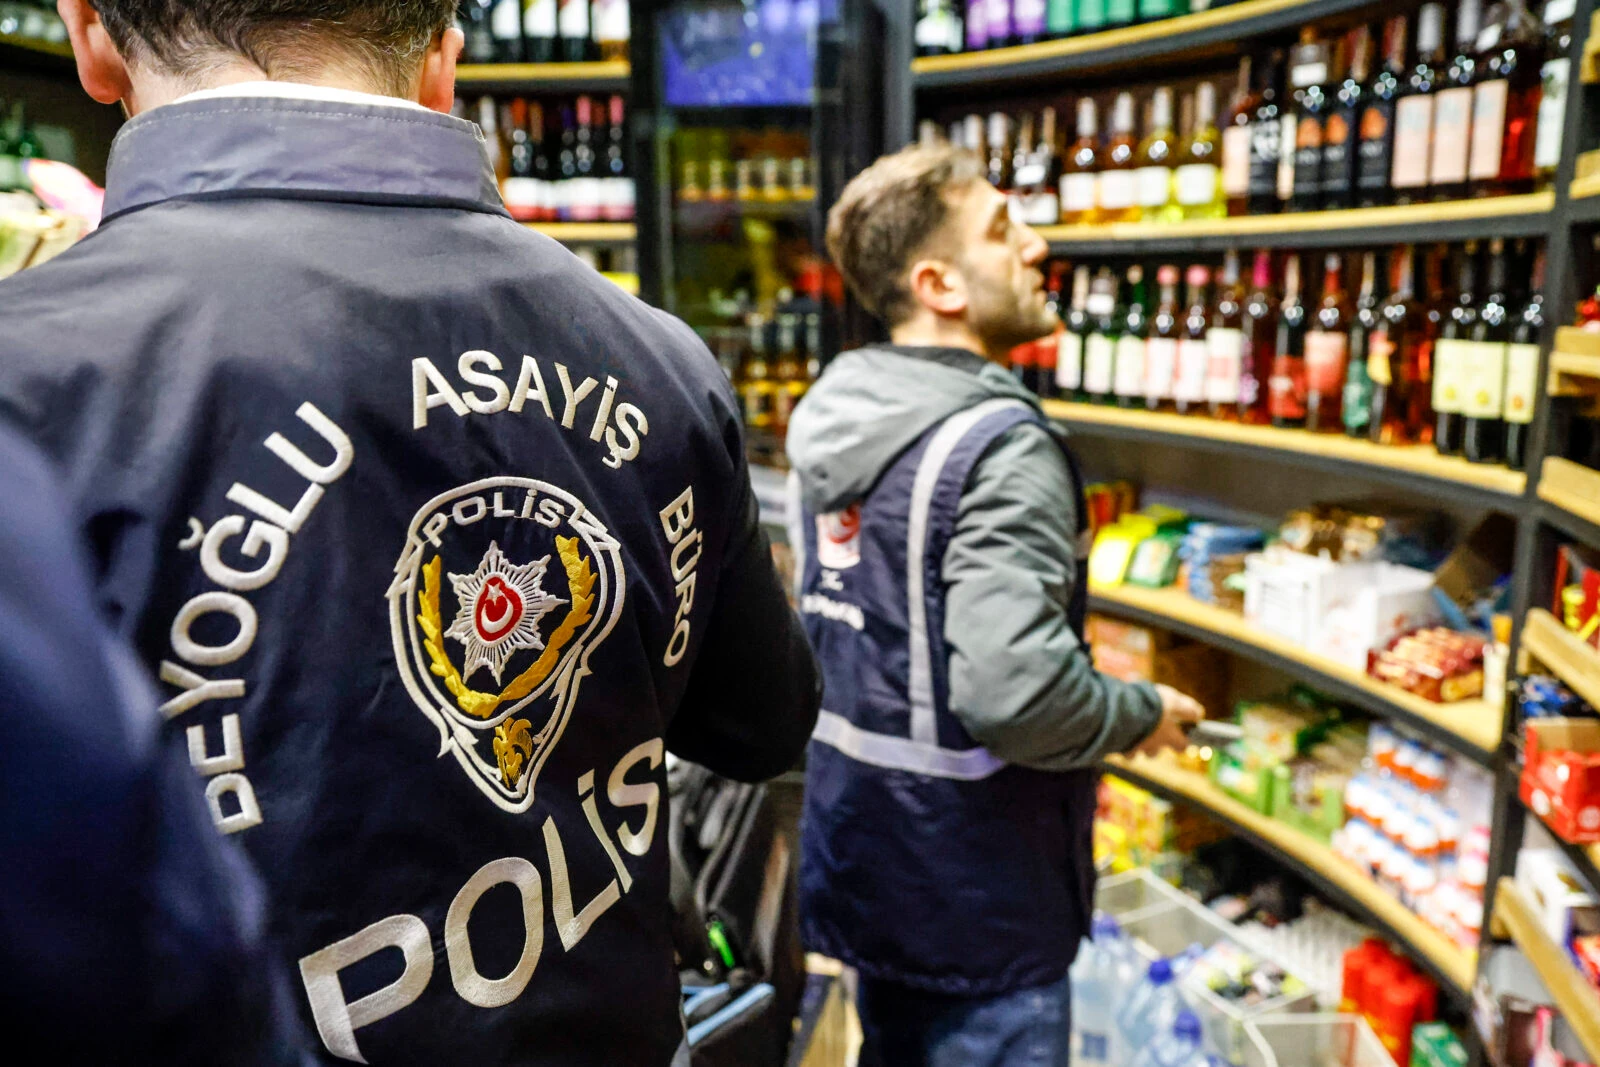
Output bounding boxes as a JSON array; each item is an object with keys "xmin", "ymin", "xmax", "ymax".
[{"xmin": 445, "ymin": 542, "xmax": 566, "ymax": 686}]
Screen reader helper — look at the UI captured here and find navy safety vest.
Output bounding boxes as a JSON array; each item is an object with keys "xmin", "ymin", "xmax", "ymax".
[{"xmin": 796, "ymin": 398, "xmax": 1101, "ymax": 996}]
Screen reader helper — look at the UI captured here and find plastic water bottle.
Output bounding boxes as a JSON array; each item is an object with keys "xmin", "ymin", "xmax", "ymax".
[
  {"xmin": 1071, "ymin": 916, "xmax": 1139, "ymax": 1065},
  {"xmin": 1131, "ymin": 1009, "xmax": 1207, "ymax": 1067},
  {"xmin": 1116, "ymin": 958, "xmax": 1190, "ymax": 1054}
]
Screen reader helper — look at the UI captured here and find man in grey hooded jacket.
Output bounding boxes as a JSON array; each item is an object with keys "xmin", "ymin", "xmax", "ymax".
[{"xmin": 787, "ymin": 144, "xmax": 1203, "ymax": 1065}]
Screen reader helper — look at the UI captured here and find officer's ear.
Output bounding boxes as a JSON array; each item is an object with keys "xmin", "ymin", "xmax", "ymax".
[
  {"xmin": 418, "ymin": 26, "xmax": 465, "ymax": 115},
  {"xmin": 906, "ymin": 256, "xmax": 970, "ymax": 319},
  {"xmin": 59, "ymin": 0, "xmax": 134, "ymax": 108}
]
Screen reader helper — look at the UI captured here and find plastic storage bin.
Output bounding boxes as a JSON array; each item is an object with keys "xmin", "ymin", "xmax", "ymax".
[{"xmin": 1241, "ymin": 1014, "xmax": 1398, "ymax": 1067}]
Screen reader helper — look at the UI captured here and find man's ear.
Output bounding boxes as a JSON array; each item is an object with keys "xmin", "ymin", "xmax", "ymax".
[
  {"xmin": 907, "ymin": 257, "xmax": 969, "ymax": 318},
  {"xmin": 59, "ymin": 0, "xmax": 134, "ymax": 107},
  {"xmin": 418, "ymin": 26, "xmax": 464, "ymax": 114}
]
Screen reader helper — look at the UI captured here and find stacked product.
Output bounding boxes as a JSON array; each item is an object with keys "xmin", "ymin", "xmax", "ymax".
[
  {"xmin": 462, "ymin": 94, "xmax": 635, "ymax": 225},
  {"xmin": 917, "ymin": 0, "xmax": 1219, "ymax": 56},
  {"xmin": 1340, "ymin": 939, "xmax": 1446, "ymax": 1066},
  {"xmin": 1097, "ymin": 774, "xmax": 1230, "ymax": 876},
  {"xmin": 1180, "ymin": 524, "xmax": 1263, "ymax": 609},
  {"xmin": 1521, "ymin": 718, "xmax": 1600, "ymax": 845},
  {"xmin": 458, "ymin": 0, "xmax": 629, "ymax": 64},
  {"xmin": 0, "ymin": 1, "xmax": 68, "ymax": 47}
]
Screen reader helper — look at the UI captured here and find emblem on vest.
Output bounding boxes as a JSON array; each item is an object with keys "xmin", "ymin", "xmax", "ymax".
[
  {"xmin": 816, "ymin": 503, "xmax": 862, "ymax": 570},
  {"xmin": 388, "ymin": 477, "xmax": 625, "ymax": 812}
]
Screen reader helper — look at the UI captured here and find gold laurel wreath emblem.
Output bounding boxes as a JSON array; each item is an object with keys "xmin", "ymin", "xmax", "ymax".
[{"xmin": 416, "ymin": 536, "xmax": 597, "ymax": 787}]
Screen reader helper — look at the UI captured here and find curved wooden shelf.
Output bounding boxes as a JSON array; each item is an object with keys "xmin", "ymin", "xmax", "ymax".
[
  {"xmin": 911, "ymin": 0, "xmax": 1380, "ymax": 90},
  {"xmin": 1044, "ymin": 400, "xmax": 1526, "ymax": 503},
  {"xmin": 1106, "ymin": 753, "xmax": 1478, "ymax": 996},
  {"xmin": 1491, "ymin": 878, "xmax": 1600, "ymax": 1063},
  {"xmin": 1520, "ymin": 608, "xmax": 1600, "ymax": 713},
  {"xmin": 1036, "ymin": 193, "xmax": 1556, "ymax": 255},
  {"xmin": 456, "ymin": 60, "xmax": 629, "ymax": 92},
  {"xmin": 524, "ymin": 221, "xmax": 636, "ymax": 243},
  {"xmin": 1538, "ymin": 458, "xmax": 1600, "ymax": 546},
  {"xmin": 1090, "ymin": 582, "xmax": 1504, "ymax": 759}
]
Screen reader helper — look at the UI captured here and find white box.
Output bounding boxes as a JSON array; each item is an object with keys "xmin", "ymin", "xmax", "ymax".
[{"xmin": 1316, "ymin": 563, "xmax": 1440, "ymax": 671}]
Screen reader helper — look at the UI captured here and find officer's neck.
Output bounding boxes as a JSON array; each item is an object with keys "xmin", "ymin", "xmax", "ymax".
[{"xmin": 889, "ymin": 316, "xmax": 1008, "ymax": 366}]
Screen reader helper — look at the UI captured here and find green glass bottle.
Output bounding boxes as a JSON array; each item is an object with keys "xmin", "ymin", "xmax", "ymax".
[
  {"xmin": 1046, "ymin": 0, "xmax": 1077, "ymax": 36},
  {"xmin": 1078, "ymin": 0, "xmax": 1109, "ymax": 33},
  {"xmin": 1105, "ymin": 0, "xmax": 1137, "ymax": 28}
]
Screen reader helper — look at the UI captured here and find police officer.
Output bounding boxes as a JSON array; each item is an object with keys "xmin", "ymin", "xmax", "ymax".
[
  {"xmin": 789, "ymin": 144, "xmax": 1204, "ymax": 1065},
  {"xmin": 0, "ymin": 2, "xmax": 819, "ymax": 1062}
]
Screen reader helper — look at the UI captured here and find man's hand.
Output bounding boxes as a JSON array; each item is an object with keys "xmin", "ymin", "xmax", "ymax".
[{"xmin": 1131, "ymin": 684, "xmax": 1205, "ymax": 757}]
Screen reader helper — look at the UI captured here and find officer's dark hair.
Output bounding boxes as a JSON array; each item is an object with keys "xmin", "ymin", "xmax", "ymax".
[
  {"xmin": 90, "ymin": 1, "xmax": 459, "ymax": 97},
  {"xmin": 825, "ymin": 143, "xmax": 985, "ymax": 327}
]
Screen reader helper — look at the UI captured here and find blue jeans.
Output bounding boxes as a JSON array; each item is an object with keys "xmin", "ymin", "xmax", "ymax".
[{"xmin": 855, "ymin": 974, "xmax": 1073, "ymax": 1067}]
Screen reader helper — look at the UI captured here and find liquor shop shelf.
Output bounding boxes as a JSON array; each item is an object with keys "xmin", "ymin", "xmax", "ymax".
[
  {"xmin": 1104, "ymin": 753, "xmax": 1479, "ymax": 997},
  {"xmin": 1537, "ymin": 458, "xmax": 1600, "ymax": 547},
  {"xmin": 911, "ymin": 0, "xmax": 1384, "ymax": 91},
  {"xmin": 1036, "ymin": 193, "xmax": 1557, "ymax": 256},
  {"xmin": 1520, "ymin": 794, "xmax": 1600, "ymax": 901},
  {"xmin": 1520, "ymin": 608, "xmax": 1600, "ymax": 715},
  {"xmin": 1043, "ymin": 400, "xmax": 1527, "ymax": 505},
  {"xmin": 1089, "ymin": 582, "xmax": 1504, "ymax": 760},
  {"xmin": 1490, "ymin": 878, "xmax": 1600, "ymax": 1063},
  {"xmin": 1547, "ymin": 328, "xmax": 1600, "ymax": 398},
  {"xmin": 456, "ymin": 61, "xmax": 631, "ymax": 93},
  {"xmin": 524, "ymin": 221, "xmax": 637, "ymax": 244}
]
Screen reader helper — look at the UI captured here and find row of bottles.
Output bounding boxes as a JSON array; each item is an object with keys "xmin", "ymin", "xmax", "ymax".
[
  {"xmin": 711, "ymin": 308, "xmax": 826, "ymax": 460},
  {"xmin": 459, "ymin": 0, "xmax": 629, "ymax": 64},
  {"xmin": 1015, "ymin": 240, "xmax": 1544, "ymax": 469},
  {"xmin": 915, "ymin": 0, "xmax": 1226, "ymax": 55},
  {"xmin": 0, "ymin": 1, "xmax": 67, "ymax": 47},
  {"xmin": 927, "ymin": 0, "xmax": 1573, "ymax": 226},
  {"xmin": 675, "ymin": 128, "xmax": 817, "ymax": 205},
  {"xmin": 463, "ymin": 95, "xmax": 635, "ymax": 223}
]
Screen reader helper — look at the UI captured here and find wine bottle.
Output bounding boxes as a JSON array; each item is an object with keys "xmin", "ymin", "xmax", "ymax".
[
  {"xmin": 1305, "ymin": 252, "xmax": 1351, "ymax": 431},
  {"xmin": 1434, "ymin": 243, "xmax": 1480, "ymax": 454},
  {"xmin": 1247, "ymin": 50, "xmax": 1288, "ymax": 215},
  {"xmin": 986, "ymin": 111, "xmax": 1013, "ymax": 192},
  {"xmin": 1083, "ymin": 268, "xmax": 1122, "ymax": 403},
  {"xmin": 1470, "ymin": 0, "xmax": 1545, "ymax": 195},
  {"xmin": 1058, "ymin": 265, "xmax": 1093, "ymax": 400},
  {"xmin": 1270, "ymin": 254, "xmax": 1309, "ymax": 428},
  {"xmin": 1343, "ymin": 250, "xmax": 1384, "ymax": 438},
  {"xmin": 986, "ymin": 0, "xmax": 1014, "ymax": 49},
  {"xmin": 1136, "ymin": 87, "xmax": 1179, "ymax": 223},
  {"xmin": 1061, "ymin": 98, "xmax": 1103, "ymax": 225},
  {"xmin": 1115, "ymin": 265, "xmax": 1149, "ymax": 408},
  {"xmin": 1429, "ymin": 0, "xmax": 1483, "ymax": 201},
  {"xmin": 524, "ymin": 0, "xmax": 557, "ymax": 63},
  {"xmin": 593, "ymin": 0, "xmax": 631, "ymax": 62},
  {"xmin": 1207, "ymin": 249, "xmax": 1247, "ymax": 419},
  {"xmin": 1222, "ymin": 57, "xmax": 1256, "ymax": 216},
  {"xmin": 965, "ymin": 0, "xmax": 989, "ymax": 51},
  {"xmin": 1392, "ymin": 3, "xmax": 1445, "ymax": 204},
  {"xmin": 503, "ymin": 98, "xmax": 540, "ymax": 221},
  {"xmin": 1242, "ymin": 249, "xmax": 1277, "ymax": 424},
  {"xmin": 558, "ymin": 0, "xmax": 592, "ymax": 61},
  {"xmin": 1288, "ymin": 29, "xmax": 1332, "ymax": 213},
  {"xmin": 1461, "ymin": 239, "xmax": 1512, "ymax": 464},
  {"xmin": 1177, "ymin": 82, "xmax": 1225, "ymax": 219},
  {"xmin": 492, "ymin": 0, "xmax": 525, "ymax": 62},
  {"xmin": 1099, "ymin": 93, "xmax": 1141, "ymax": 223},
  {"xmin": 1359, "ymin": 16, "xmax": 1408, "ymax": 207},
  {"xmin": 1015, "ymin": 0, "xmax": 1048, "ymax": 45},
  {"xmin": 602, "ymin": 95, "xmax": 633, "ymax": 222},
  {"xmin": 1369, "ymin": 245, "xmax": 1429, "ymax": 444},
  {"xmin": 1504, "ymin": 244, "xmax": 1545, "ymax": 469},
  {"xmin": 1176, "ymin": 265, "xmax": 1212, "ymax": 414},
  {"xmin": 1323, "ymin": 26, "xmax": 1369, "ymax": 211},
  {"xmin": 1146, "ymin": 265, "xmax": 1182, "ymax": 410},
  {"xmin": 463, "ymin": 0, "xmax": 497, "ymax": 63},
  {"xmin": 916, "ymin": 0, "xmax": 964, "ymax": 56},
  {"xmin": 1535, "ymin": 0, "xmax": 1574, "ymax": 191},
  {"xmin": 1016, "ymin": 107, "xmax": 1062, "ymax": 224},
  {"xmin": 1046, "ymin": 0, "xmax": 1076, "ymax": 39}
]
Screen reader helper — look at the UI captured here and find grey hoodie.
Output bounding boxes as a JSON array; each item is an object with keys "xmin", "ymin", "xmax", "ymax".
[{"xmin": 788, "ymin": 345, "xmax": 1161, "ymax": 770}]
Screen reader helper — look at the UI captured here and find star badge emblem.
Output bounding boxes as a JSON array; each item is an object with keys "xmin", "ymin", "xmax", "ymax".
[{"xmin": 444, "ymin": 541, "xmax": 567, "ymax": 686}]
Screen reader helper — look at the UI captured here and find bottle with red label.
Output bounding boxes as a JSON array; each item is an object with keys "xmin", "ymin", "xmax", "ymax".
[
  {"xmin": 1242, "ymin": 249, "xmax": 1278, "ymax": 424},
  {"xmin": 1391, "ymin": 3, "xmax": 1446, "ymax": 204},
  {"xmin": 1270, "ymin": 253, "xmax": 1309, "ymax": 428},
  {"xmin": 1305, "ymin": 252, "xmax": 1351, "ymax": 432}
]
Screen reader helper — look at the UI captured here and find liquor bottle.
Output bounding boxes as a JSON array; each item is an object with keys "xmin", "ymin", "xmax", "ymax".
[
  {"xmin": 558, "ymin": 0, "xmax": 592, "ymax": 61},
  {"xmin": 1058, "ymin": 265, "xmax": 1093, "ymax": 399},
  {"xmin": 1015, "ymin": 0, "xmax": 1048, "ymax": 45},
  {"xmin": 1033, "ymin": 262, "xmax": 1064, "ymax": 397},
  {"xmin": 986, "ymin": 112, "xmax": 1013, "ymax": 192},
  {"xmin": 593, "ymin": 0, "xmax": 630, "ymax": 62},
  {"xmin": 1434, "ymin": 244, "xmax": 1480, "ymax": 454},
  {"xmin": 1535, "ymin": 0, "xmax": 1574, "ymax": 191},
  {"xmin": 1061, "ymin": 98, "xmax": 1103, "ymax": 225},
  {"xmin": 1010, "ymin": 335, "xmax": 1036, "ymax": 384},
  {"xmin": 1323, "ymin": 26, "xmax": 1370, "ymax": 211},
  {"xmin": 1176, "ymin": 265, "xmax": 1211, "ymax": 414},
  {"xmin": 986, "ymin": 0, "xmax": 1014, "ymax": 49},
  {"xmin": 530, "ymin": 100, "xmax": 557, "ymax": 221},
  {"xmin": 502, "ymin": 99, "xmax": 540, "ymax": 221},
  {"xmin": 1146, "ymin": 265, "xmax": 1182, "ymax": 410},
  {"xmin": 602, "ymin": 95, "xmax": 633, "ymax": 222},
  {"xmin": 965, "ymin": 0, "xmax": 989, "ymax": 51},
  {"xmin": 740, "ymin": 315, "xmax": 776, "ymax": 433},
  {"xmin": 1359, "ymin": 16, "xmax": 1408, "ymax": 207},
  {"xmin": 1343, "ymin": 250, "xmax": 1385, "ymax": 438},
  {"xmin": 1242, "ymin": 250, "xmax": 1278, "ymax": 423},
  {"xmin": 1115, "ymin": 265, "xmax": 1150, "ymax": 408},
  {"xmin": 1011, "ymin": 112, "xmax": 1035, "ymax": 212},
  {"xmin": 1078, "ymin": 0, "xmax": 1108, "ymax": 34},
  {"xmin": 1083, "ymin": 268, "xmax": 1122, "ymax": 403},
  {"xmin": 1207, "ymin": 249, "xmax": 1247, "ymax": 418},
  {"xmin": 1462, "ymin": 239, "xmax": 1512, "ymax": 463},
  {"xmin": 1409, "ymin": 244, "xmax": 1445, "ymax": 442},
  {"xmin": 1247, "ymin": 50, "xmax": 1288, "ymax": 215},
  {"xmin": 1470, "ymin": 0, "xmax": 1546, "ymax": 195},
  {"xmin": 1099, "ymin": 92, "xmax": 1141, "ymax": 223},
  {"xmin": 1136, "ymin": 88, "xmax": 1179, "ymax": 223},
  {"xmin": 491, "ymin": 0, "xmax": 525, "ymax": 61},
  {"xmin": 1392, "ymin": 3, "xmax": 1446, "ymax": 204},
  {"xmin": 1505, "ymin": 245, "xmax": 1545, "ymax": 469},
  {"xmin": 1305, "ymin": 253, "xmax": 1351, "ymax": 431},
  {"xmin": 1046, "ymin": 0, "xmax": 1076, "ymax": 40},
  {"xmin": 1106, "ymin": 0, "xmax": 1136, "ymax": 31},
  {"xmin": 478, "ymin": 97, "xmax": 508, "ymax": 183},
  {"xmin": 1177, "ymin": 82, "xmax": 1225, "ymax": 219},
  {"xmin": 524, "ymin": 0, "xmax": 557, "ymax": 62},
  {"xmin": 1369, "ymin": 245, "xmax": 1428, "ymax": 443},
  {"xmin": 1222, "ymin": 57, "xmax": 1257, "ymax": 215},
  {"xmin": 1429, "ymin": 0, "xmax": 1483, "ymax": 201},
  {"xmin": 1270, "ymin": 254, "xmax": 1309, "ymax": 428},
  {"xmin": 772, "ymin": 314, "xmax": 805, "ymax": 435},
  {"xmin": 1016, "ymin": 107, "xmax": 1062, "ymax": 224},
  {"xmin": 463, "ymin": 0, "xmax": 497, "ymax": 63},
  {"xmin": 916, "ymin": 0, "xmax": 961, "ymax": 56},
  {"xmin": 569, "ymin": 95, "xmax": 601, "ymax": 221},
  {"xmin": 1287, "ymin": 29, "xmax": 1332, "ymax": 213}
]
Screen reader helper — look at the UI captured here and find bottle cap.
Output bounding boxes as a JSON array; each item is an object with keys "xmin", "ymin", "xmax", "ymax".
[
  {"xmin": 1091, "ymin": 913, "xmax": 1122, "ymax": 940},
  {"xmin": 1158, "ymin": 265, "xmax": 1179, "ymax": 286},
  {"xmin": 1175, "ymin": 1011, "xmax": 1203, "ymax": 1042},
  {"xmin": 1148, "ymin": 958, "xmax": 1173, "ymax": 984}
]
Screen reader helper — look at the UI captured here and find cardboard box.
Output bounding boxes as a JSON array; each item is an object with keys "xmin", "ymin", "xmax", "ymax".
[
  {"xmin": 1521, "ymin": 719, "xmax": 1600, "ymax": 843},
  {"xmin": 1515, "ymin": 848, "xmax": 1600, "ymax": 948},
  {"xmin": 1087, "ymin": 617, "xmax": 1230, "ymax": 719}
]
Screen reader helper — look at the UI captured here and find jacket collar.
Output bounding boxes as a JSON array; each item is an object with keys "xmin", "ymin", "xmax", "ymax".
[{"xmin": 101, "ymin": 95, "xmax": 507, "ymax": 222}]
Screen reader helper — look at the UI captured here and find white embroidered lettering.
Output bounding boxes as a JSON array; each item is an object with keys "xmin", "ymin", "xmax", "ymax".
[
  {"xmin": 187, "ymin": 713, "xmax": 246, "ymax": 777},
  {"xmin": 458, "ymin": 350, "xmax": 512, "ymax": 415},
  {"xmin": 412, "ymin": 356, "xmax": 470, "ymax": 429},
  {"xmin": 158, "ymin": 661, "xmax": 246, "ymax": 721},
  {"xmin": 543, "ymin": 815, "xmax": 621, "ymax": 952},
  {"xmin": 607, "ymin": 739, "xmax": 664, "ymax": 857},
  {"xmin": 299, "ymin": 914, "xmax": 434, "ymax": 1063},
  {"xmin": 200, "ymin": 516, "xmax": 289, "ymax": 592},
  {"xmin": 445, "ymin": 857, "xmax": 545, "ymax": 1008},
  {"xmin": 554, "ymin": 363, "xmax": 599, "ymax": 430},
  {"xmin": 509, "ymin": 355, "xmax": 555, "ymax": 418},
  {"xmin": 171, "ymin": 592, "xmax": 258, "ymax": 667}
]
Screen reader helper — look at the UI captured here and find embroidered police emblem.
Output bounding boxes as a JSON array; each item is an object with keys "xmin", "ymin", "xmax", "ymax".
[{"xmin": 389, "ymin": 477, "xmax": 625, "ymax": 813}]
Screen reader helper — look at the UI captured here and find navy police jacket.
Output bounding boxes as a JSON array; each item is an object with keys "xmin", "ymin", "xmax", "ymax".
[
  {"xmin": 796, "ymin": 399, "xmax": 1099, "ymax": 996},
  {"xmin": 0, "ymin": 92, "xmax": 819, "ymax": 1065}
]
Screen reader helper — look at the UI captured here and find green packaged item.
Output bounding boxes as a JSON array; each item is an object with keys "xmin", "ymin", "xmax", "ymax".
[
  {"xmin": 1126, "ymin": 531, "xmax": 1183, "ymax": 588},
  {"xmin": 1209, "ymin": 741, "xmax": 1275, "ymax": 814},
  {"xmin": 1411, "ymin": 1023, "xmax": 1467, "ymax": 1067},
  {"xmin": 1269, "ymin": 759, "xmax": 1347, "ymax": 844}
]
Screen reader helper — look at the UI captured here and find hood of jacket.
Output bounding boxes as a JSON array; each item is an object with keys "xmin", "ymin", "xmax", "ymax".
[{"xmin": 787, "ymin": 345, "xmax": 1043, "ymax": 513}]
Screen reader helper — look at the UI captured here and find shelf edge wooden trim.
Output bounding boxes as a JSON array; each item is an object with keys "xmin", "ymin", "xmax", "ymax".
[
  {"xmin": 456, "ymin": 60, "xmax": 630, "ymax": 83},
  {"xmin": 1492, "ymin": 878, "xmax": 1600, "ymax": 1062},
  {"xmin": 1572, "ymin": 174, "xmax": 1600, "ymax": 201},
  {"xmin": 1520, "ymin": 608, "xmax": 1600, "ymax": 713},
  {"xmin": 1538, "ymin": 458, "xmax": 1600, "ymax": 536},
  {"xmin": 0, "ymin": 32, "xmax": 74, "ymax": 59},
  {"xmin": 1105, "ymin": 754, "xmax": 1478, "ymax": 993},
  {"xmin": 1549, "ymin": 351, "xmax": 1600, "ymax": 398},
  {"xmin": 1090, "ymin": 582, "xmax": 1504, "ymax": 755},
  {"xmin": 912, "ymin": 0, "xmax": 1314, "ymax": 75},
  {"xmin": 524, "ymin": 222, "xmax": 637, "ymax": 242},
  {"xmin": 1044, "ymin": 400, "xmax": 1527, "ymax": 496},
  {"xmin": 1035, "ymin": 193, "xmax": 1554, "ymax": 245}
]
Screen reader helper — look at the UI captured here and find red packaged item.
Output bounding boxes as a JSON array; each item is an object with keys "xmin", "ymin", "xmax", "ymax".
[
  {"xmin": 1521, "ymin": 719, "xmax": 1600, "ymax": 844},
  {"xmin": 1367, "ymin": 628, "xmax": 1486, "ymax": 703},
  {"xmin": 1573, "ymin": 935, "xmax": 1600, "ymax": 988}
]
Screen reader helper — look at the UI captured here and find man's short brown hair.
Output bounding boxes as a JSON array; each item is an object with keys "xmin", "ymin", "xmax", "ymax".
[
  {"xmin": 91, "ymin": 1, "xmax": 458, "ymax": 96},
  {"xmin": 825, "ymin": 144, "xmax": 984, "ymax": 326}
]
